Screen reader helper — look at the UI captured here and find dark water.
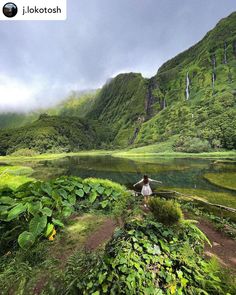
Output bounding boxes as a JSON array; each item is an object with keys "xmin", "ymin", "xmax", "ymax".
[{"xmin": 31, "ymin": 155, "xmax": 236, "ymax": 193}]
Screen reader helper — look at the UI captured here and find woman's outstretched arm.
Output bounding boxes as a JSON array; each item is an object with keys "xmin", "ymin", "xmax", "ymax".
[
  {"xmin": 149, "ymin": 178, "xmax": 162, "ymax": 184},
  {"xmin": 133, "ymin": 179, "xmax": 143, "ymax": 187}
]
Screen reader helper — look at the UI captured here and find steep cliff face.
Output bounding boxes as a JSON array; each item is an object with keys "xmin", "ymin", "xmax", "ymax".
[
  {"xmin": 1, "ymin": 12, "xmax": 236, "ymax": 153},
  {"xmin": 135, "ymin": 11, "xmax": 236, "ymax": 150},
  {"xmin": 86, "ymin": 73, "xmax": 148, "ymax": 147}
]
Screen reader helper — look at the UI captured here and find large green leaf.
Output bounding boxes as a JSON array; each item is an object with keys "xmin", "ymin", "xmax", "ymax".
[
  {"xmin": 89, "ymin": 191, "xmax": 98, "ymax": 203},
  {"xmin": 101, "ymin": 200, "xmax": 109, "ymax": 208},
  {"xmin": 83, "ymin": 185, "xmax": 90, "ymax": 194},
  {"xmin": 62, "ymin": 206, "xmax": 73, "ymax": 217},
  {"xmin": 52, "ymin": 191, "xmax": 62, "ymax": 204},
  {"xmin": 66, "ymin": 185, "xmax": 75, "ymax": 192},
  {"xmin": 29, "ymin": 214, "xmax": 47, "ymax": 236},
  {"xmin": 45, "ymin": 223, "xmax": 54, "ymax": 237},
  {"xmin": 28, "ymin": 201, "xmax": 43, "ymax": 216},
  {"xmin": 52, "ymin": 218, "xmax": 64, "ymax": 227},
  {"xmin": 22, "ymin": 197, "xmax": 36, "ymax": 203},
  {"xmin": 18, "ymin": 231, "xmax": 35, "ymax": 250},
  {"xmin": 7, "ymin": 203, "xmax": 26, "ymax": 221},
  {"xmin": 41, "ymin": 207, "xmax": 52, "ymax": 217},
  {"xmin": 104, "ymin": 188, "xmax": 112, "ymax": 196},
  {"xmin": 0, "ymin": 196, "xmax": 15, "ymax": 205},
  {"xmin": 41, "ymin": 182, "xmax": 52, "ymax": 195},
  {"xmin": 68, "ymin": 194, "xmax": 76, "ymax": 205},
  {"xmin": 0, "ymin": 205, "xmax": 11, "ymax": 220},
  {"xmin": 97, "ymin": 186, "xmax": 105, "ymax": 195},
  {"xmin": 111, "ymin": 191, "xmax": 121, "ymax": 200},
  {"xmin": 75, "ymin": 189, "xmax": 84, "ymax": 198},
  {"xmin": 58, "ymin": 189, "xmax": 68, "ymax": 199},
  {"xmin": 41, "ymin": 196, "xmax": 53, "ymax": 206},
  {"xmin": 75, "ymin": 182, "xmax": 83, "ymax": 188}
]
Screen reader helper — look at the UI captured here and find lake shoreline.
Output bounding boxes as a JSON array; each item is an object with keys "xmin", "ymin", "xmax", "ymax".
[{"xmin": 0, "ymin": 149, "xmax": 236, "ymax": 163}]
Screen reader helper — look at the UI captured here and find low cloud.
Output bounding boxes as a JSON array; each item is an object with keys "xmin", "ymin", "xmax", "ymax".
[{"xmin": 0, "ymin": 0, "xmax": 235, "ymax": 112}]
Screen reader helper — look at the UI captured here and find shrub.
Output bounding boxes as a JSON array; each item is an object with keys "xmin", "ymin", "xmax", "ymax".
[
  {"xmin": 10, "ymin": 148, "xmax": 39, "ymax": 157},
  {"xmin": 148, "ymin": 197, "xmax": 183, "ymax": 225},
  {"xmin": 173, "ymin": 136, "xmax": 211, "ymax": 153}
]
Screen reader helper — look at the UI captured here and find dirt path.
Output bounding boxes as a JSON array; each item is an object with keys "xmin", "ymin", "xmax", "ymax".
[
  {"xmin": 85, "ymin": 218, "xmax": 118, "ymax": 251},
  {"xmin": 196, "ymin": 219, "xmax": 236, "ymax": 269}
]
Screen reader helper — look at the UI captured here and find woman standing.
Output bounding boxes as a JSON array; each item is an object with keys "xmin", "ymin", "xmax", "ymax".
[{"xmin": 133, "ymin": 175, "xmax": 162, "ymax": 207}]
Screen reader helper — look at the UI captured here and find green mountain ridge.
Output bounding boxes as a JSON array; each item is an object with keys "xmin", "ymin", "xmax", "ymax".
[
  {"xmin": 0, "ymin": 114, "xmax": 97, "ymax": 155},
  {"xmin": 0, "ymin": 11, "xmax": 236, "ymax": 154}
]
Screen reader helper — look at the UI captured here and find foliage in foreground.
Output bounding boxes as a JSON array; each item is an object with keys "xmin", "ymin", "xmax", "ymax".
[
  {"xmin": 67, "ymin": 218, "xmax": 230, "ymax": 295},
  {"xmin": 0, "ymin": 176, "xmax": 129, "ymax": 254}
]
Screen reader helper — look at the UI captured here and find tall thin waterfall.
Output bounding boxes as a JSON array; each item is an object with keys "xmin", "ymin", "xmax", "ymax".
[
  {"xmin": 233, "ymin": 41, "xmax": 236, "ymax": 57},
  {"xmin": 163, "ymin": 98, "xmax": 166, "ymax": 109},
  {"xmin": 212, "ymin": 55, "xmax": 216, "ymax": 89},
  {"xmin": 185, "ymin": 72, "xmax": 190, "ymax": 100},
  {"xmin": 224, "ymin": 42, "xmax": 227, "ymax": 64},
  {"xmin": 212, "ymin": 73, "xmax": 216, "ymax": 89}
]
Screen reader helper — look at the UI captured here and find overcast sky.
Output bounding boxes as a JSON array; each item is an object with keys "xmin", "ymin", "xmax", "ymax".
[{"xmin": 0, "ymin": 0, "xmax": 235, "ymax": 112}]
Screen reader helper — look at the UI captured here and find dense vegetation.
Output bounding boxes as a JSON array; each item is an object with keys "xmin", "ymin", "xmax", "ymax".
[
  {"xmin": 1, "ymin": 176, "xmax": 235, "ymax": 294},
  {"xmin": 0, "ymin": 12, "xmax": 236, "ymax": 154},
  {"xmin": 135, "ymin": 12, "xmax": 236, "ymax": 151},
  {"xmin": 0, "ymin": 114, "xmax": 97, "ymax": 155},
  {"xmin": 86, "ymin": 73, "xmax": 148, "ymax": 147},
  {"xmin": 0, "ymin": 176, "xmax": 128, "ymax": 253}
]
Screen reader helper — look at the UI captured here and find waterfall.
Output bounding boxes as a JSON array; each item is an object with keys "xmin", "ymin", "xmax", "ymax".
[
  {"xmin": 212, "ymin": 55, "xmax": 216, "ymax": 89},
  {"xmin": 163, "ymin": 98, "xmax": 166, "ymax": 109},
  {"xmin": 212, "ymin": 55, "xmax": 216, "ymax": 70},
  {"xmin": 185, "ymin": 72, "xmax": 190, "ymax": 100},
  {"xmin": 233, "ymin": 41, "xmax": 236, "ymax": 57},
  {"xmin": 224, "ymin": 42, "xmax": 227, "ymax": 64},
  {"xmin": 212, "ymin": 72, "xmax": 215, "ymax": 89}
]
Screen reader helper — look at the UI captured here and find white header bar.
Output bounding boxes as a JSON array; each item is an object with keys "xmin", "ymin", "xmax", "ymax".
[{"xmin": 0, "ymin": 0, "xmax": 67, "ymax": 20}]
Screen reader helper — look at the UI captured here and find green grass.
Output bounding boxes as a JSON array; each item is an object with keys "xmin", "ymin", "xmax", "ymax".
[
  {"xmin": 204, "ymin": 172, "xmax": 236, "ymax": 191},
  {"xmin": 163, "ymin": 187, "xmax": 236, "ymax": 209},
  {"xmin": 0, "ymin": 165, "xmax": 34, "ymax": 189},
  {"xmin": 113, "ymin": 147, "xmax": 236, "ymax": 159},
  {"xmin": 0, "ymin": 150, "xmax": 113, "ymax": 163},
  {"xmin": 1, "ymin": 149, "xmax": 236, "ymax": 169}
]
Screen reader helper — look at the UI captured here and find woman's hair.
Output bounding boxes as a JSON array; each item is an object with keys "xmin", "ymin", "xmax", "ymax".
[{"xmin": 143, "ymin": 175, "xmax": 149, "ymax": 184}]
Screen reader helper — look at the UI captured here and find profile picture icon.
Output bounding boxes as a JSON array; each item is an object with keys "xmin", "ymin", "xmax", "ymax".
[{"xmin": 3, "ymin": 2, "xmax": 18, "ymax": 18}]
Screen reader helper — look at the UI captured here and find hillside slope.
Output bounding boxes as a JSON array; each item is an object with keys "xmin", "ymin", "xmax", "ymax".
[
  {"xmin": 0, "ymin": 12, "xmax": 235, "ymax": 153},
  {"xmin": 0, "ymin": 114, "xmax": 97, "ymax": 155},
  {"xmin": 134, "ymin": 12, "xmax": 236, "ymax": 151},
  {"xmin": 0, "ymin": 91, "xmax": 98, "ymax": 130},
  {"xmin": 86, "ymin": 73, "xmax": 148, "ymax": 147}
]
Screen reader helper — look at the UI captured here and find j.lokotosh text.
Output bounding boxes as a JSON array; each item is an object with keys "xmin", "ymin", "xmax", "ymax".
[{"xmin": 22, "ymin": 6, "xmax": 62, "ymax": 15}]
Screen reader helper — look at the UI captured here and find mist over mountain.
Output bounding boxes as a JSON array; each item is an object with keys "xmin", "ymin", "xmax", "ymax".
[{"xmin": 0, "ymin": 12, "xmax": 236, "ymax": 154}]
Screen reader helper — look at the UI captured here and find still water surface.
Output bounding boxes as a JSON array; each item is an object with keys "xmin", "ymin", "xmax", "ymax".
[{"xmin": 31, "ymin": 156, "xmax": 236, "ymax": 194}]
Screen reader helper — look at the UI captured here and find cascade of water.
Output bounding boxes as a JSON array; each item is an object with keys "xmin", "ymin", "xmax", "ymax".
[
  {"xmin": 233, "ymin": 41, "xmax": 236, "ymax": 57},
  {"xmin": 224, "ymin": 42, "xmax": 227, "ymax": 64},
  {"xmin": 212, "ymin": 55, "xmax": 216, "ymax": 90},
  {"xmin": 212, "ymin": 72, "xmax": 216, "ymax": 89},
  {"xmin": 163, "ymin": 98, "xmax": 166, "ymax": 109},
  {"xmin": 185, "ymin": 72, "xmax": 190, "ymax": 100}
]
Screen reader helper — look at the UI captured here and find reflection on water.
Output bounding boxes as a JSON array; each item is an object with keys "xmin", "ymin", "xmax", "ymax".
[{"xmin": 30, "ymin": 156, "xmax": 236, "ymax": 193}]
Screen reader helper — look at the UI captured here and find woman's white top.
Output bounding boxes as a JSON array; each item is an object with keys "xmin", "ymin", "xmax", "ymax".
[{"xmin": 135, "ymin": 178, "xmax": 159, "ymax": 196}]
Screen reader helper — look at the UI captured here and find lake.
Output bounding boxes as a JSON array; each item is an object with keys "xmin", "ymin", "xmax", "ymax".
[{"xmin": 29, "ymin": 155, "xmax": 236, "ymax": 193}]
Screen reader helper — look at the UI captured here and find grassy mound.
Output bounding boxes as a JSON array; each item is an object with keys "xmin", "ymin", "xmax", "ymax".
[
  {"xmin": 148, "ymin": 197, "xmax": 183, "ymax": 225},
  {"xmin": 204, "ymin": 172, "xmax": 236, "ymax": 191}
]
